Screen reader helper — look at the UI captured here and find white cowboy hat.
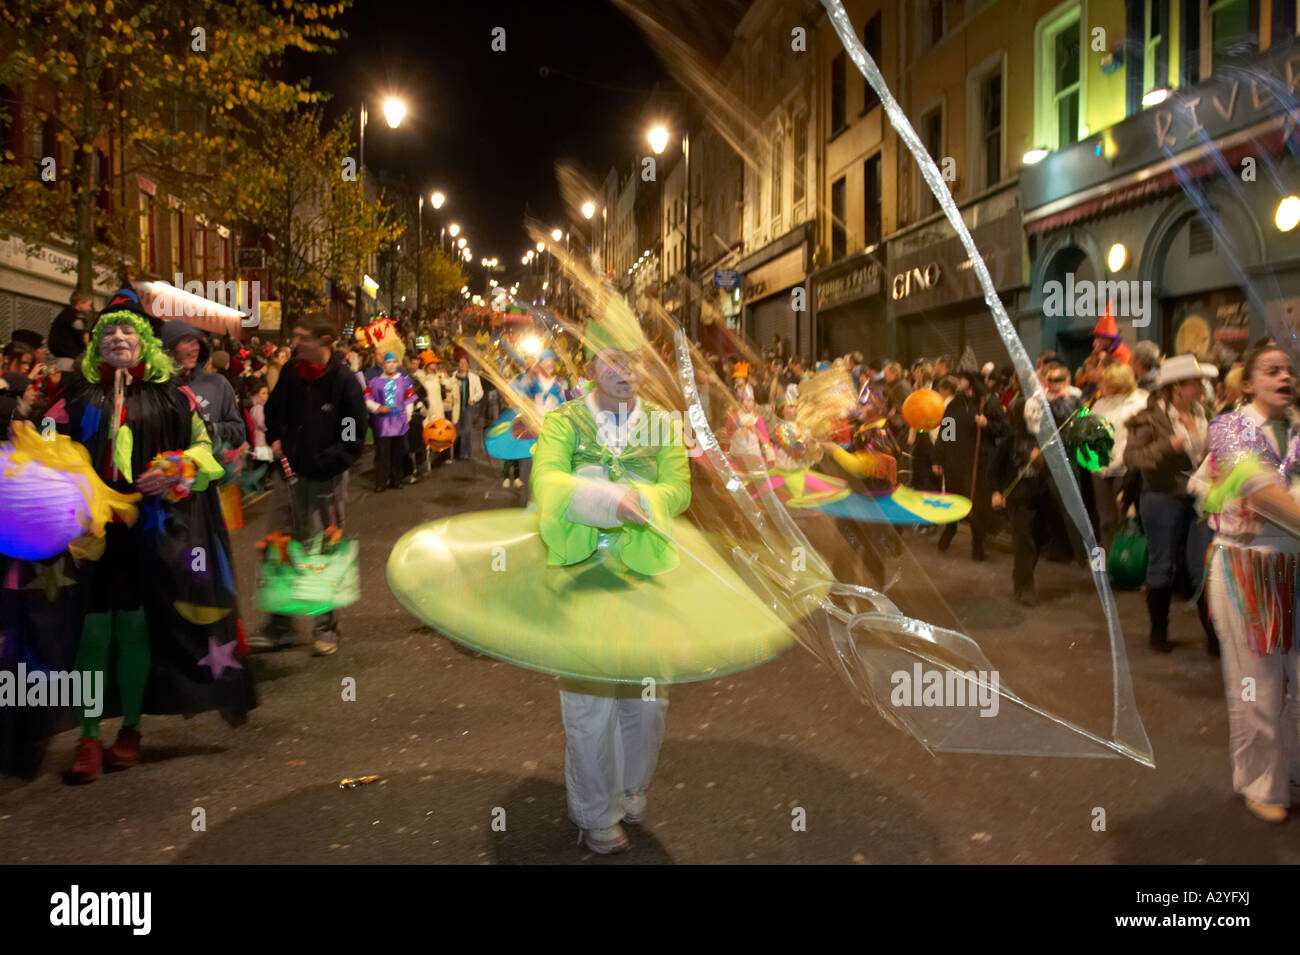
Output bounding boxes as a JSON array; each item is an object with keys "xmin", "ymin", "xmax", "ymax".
[{"xmin": 1153, "ymin": 353, "xmax": 1218, "ymax": 388}]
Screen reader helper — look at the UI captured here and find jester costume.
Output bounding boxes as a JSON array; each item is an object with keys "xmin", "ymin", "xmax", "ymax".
[
  {"xmin": 56, "ymin": 289, "xmax": 256, "ymax": 780},
  {"xmin": 1191, "ymin": 403, "xmax": 1300, "ymax": 810}
]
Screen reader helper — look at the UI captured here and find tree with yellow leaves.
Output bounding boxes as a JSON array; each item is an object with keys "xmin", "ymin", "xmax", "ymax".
[{"xmin": 0, "ymin": 0, "xmax": 347, "ymax": 295}]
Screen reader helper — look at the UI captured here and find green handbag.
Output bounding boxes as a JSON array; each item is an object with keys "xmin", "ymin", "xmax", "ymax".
[
  {"xmin": 1107, "ymin": 518, "xmax": 1148, "ymax": 590},
  {"xmin": 257, "ymin": 533, "xmax": 361, "ymax": 616}
]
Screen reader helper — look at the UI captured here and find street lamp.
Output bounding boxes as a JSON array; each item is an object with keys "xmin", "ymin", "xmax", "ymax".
[
  {"xmin": 551, "ymin": 228, "xmax": 562, "ymax": 242},
  {"xmin": 536, "ymin": 241, "xmax": 545, "ymax": 252},
  {"xmin": 383, "ymin": 97, "xmax": 406, "ymax": 128},
  {"xmin": 648, "ymin": 125, "xmax": 668, "ymax": 155},
  {"xmin": 431, "ymin": 191, "xmax": 445, "ymax": 209},
  {"xmin": 582, "ymin": 201, "xmax": 596, "ymax": 219},
  {"xmin": 458, "ymin": 237, "xmax": 467, "ymax": 249},
  {"xmin": 647, "ymin": 123, "xmax": 694, "ymax": 339},
  {"xmin": 449, "ymin": 223, "xmax": 460, "ymax": 238}
]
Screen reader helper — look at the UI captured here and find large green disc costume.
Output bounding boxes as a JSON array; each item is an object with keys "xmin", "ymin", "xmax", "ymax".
[{"xmin": 388, "ymin": 396, "xmax": 799, "ymax": 683}]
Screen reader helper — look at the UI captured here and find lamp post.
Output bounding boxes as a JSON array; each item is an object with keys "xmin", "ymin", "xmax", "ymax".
[
  {"xmin": 648, "ymin": 124, "xmax": 693, "ymax": 340},
  {"xmin": 417, "ymin": 193, "xmax": 424, "ymax": 318},
  {"xmin": 356, "ymin": 96, "xmax": 406, "ymax": 328}
]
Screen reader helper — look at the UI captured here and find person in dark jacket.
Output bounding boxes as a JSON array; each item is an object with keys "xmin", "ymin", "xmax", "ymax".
[
  {"xmin": 993, "ymin": 394, "xmax": 1066, "ymax": 606},
  {"xmin": 1124, "ymin": 353, "xmax": 1218, "ymax": 652},
  {"xmin": 48, "ymin": 291, "xmax": 93, "ymax": 371},
  {"xmin": 255, "ymin": 311, "xmax": 366, "ymax": 655},
  {"xmin": 161, "ymin": 319, "xmax": 247, "ymax": 454},
  {"xmin": 934, "ymin": 370, "xmax": 1007, "ymax": 560}
]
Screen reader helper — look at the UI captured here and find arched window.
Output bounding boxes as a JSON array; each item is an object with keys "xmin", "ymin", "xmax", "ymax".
[{"xmin": 770, "ymin": 125, "xmax": 783, "ymax": 227}]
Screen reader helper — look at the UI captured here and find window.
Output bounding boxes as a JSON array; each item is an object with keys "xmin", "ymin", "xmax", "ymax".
[
  {"xmin": 927, "ymin": 0, "xmax": 946, "ymax": 46},
  {"xmin": 1051, "ymin": 16, "xmax": 1081, "ymax": 147},
  {"xmin": 138, "ymin": 193, "xmax": 156, "ymax": 272},
  {"xmin": 93, "ymin": 150, "xmax": 110, "ymax": 243},
  {"xmin": 1272, "ymin": 0, "xmax": 1295, "ymax": 47},
  {"xmin": 1181, "ymin": 0, "xmax": 1202, "ymax": 85},
  {"xmin": 0, "ymin": 86, "xmax": 19, "ymax": 161},
  {"xmin": 793, "ymin": 115, "xmax": 807, "ymax": 210},
  {"xmin": 770, "ymin": 128, "xmax": 783, "ymax": 223},
  {"xmin": 832, "ymin": 176, "xmax": 847, "ymax": 261},
  {"xmin": 40, "ymin": 117, "xmax": 58, "ymax": 189},
  {"xmin": 864, "ymin": 154, "xmax": 882, "ymax": 248},
  {"xmin": 170, "ymin": 208, "xmax": 183, "ymax": 275},
  {"xmin": 831, "ymin": 53, "xmax": 847, "ymax": 132},
  {"xmin": 980, "ymin": 71, "xmax": 1002, "ymax": 189},
  {"xmin": 1144, "ymin": 0, "xmax": 1170, "ymax": 94},
  {"xmin": 920, "ymin": 108, "xmax": 943, "ymax": 215},
  {"xmin": 1208, "ymin": 0, "xmax": 1260, "ymax": 73},
  {"xmin": 862, "ymin": 13, "xmax": 883, "ymax": 113}
]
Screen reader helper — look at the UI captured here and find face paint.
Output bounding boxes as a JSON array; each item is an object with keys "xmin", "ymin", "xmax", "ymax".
[{"xmin": 100, "ymin": 323, "xmax": 141, "ymax": 369}]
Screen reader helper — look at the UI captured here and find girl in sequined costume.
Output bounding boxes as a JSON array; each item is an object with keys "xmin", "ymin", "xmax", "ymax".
[{"xmin": 1191, "ymin": 345, "xmax": 1300, "ymax": 823}]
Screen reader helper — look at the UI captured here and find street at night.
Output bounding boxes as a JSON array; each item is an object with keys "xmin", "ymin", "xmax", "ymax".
[{"xmin": 1, "ymin": 0, "xmax": 1298, "ymax": 928}]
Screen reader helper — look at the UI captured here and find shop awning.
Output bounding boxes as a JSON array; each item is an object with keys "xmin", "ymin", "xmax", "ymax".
[
  {"xmin": 134, "ymin": 280, "xmax": 254, "ymax": 338},
  {"xmin": 1025, "ymin": 125, "xmax": 1289, "ymax": 236}
]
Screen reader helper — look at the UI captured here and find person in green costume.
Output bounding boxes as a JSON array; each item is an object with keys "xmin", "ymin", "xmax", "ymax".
[{"xmin": 531, "ymin": 314, "xmax": 689, "ymax": 855}]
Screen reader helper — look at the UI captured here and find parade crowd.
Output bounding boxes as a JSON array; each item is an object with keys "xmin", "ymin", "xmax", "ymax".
[{"xmin": 3, "ymin": 290, "xmax": 1300, "ymax": 836}]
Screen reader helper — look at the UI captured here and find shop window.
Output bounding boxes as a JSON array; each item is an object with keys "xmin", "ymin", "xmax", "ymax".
[
  {"xmin": 832, "ymin": 176, "xmax": 847, "ymax": 261},
  {"xmin": 831, "ymin": 53, "xmax": 847, "ymax": 133},
  {"xmin": 862, "ymin": 13, "xmax": 883, "ymax": 113},
  {"xmin": 1208, "ymin": 0, "xmax": 1260, "ymax": 73},
  {"xmin": 864, "ymin": 153, "xmax": 882, "ymax": 247},
  {"xmin": 978, "ymin": 70, "xmax": 1003, "ymax": 189}
]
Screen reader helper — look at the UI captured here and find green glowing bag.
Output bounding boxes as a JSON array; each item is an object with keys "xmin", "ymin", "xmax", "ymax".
[
  {"xmin": 1107, "ymin": 518, "xmax": 1148, "ymax": 590},
  {"xmin": 256, "ymin": 532, "xmax": 361, "ymax": 616}
]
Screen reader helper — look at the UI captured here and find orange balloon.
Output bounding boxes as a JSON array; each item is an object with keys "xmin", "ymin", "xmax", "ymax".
[
  {"xmin": 902, "ymin": 388, "xmax": 945, "ymax": 431},
  {"xmin": 422, "ymin": 418, "xmax": 456, "ymax": 451}
]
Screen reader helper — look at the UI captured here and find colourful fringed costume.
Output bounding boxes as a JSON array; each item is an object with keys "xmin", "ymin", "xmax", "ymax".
[{"xmin": 1192, "ymin": 403, "xmax": 1300, "ymax": 808}]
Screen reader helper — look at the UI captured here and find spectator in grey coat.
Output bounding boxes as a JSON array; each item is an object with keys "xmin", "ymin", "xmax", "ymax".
[{"xmin": 160, "ymin": 319, "xmax": 247, "ymax": 452}]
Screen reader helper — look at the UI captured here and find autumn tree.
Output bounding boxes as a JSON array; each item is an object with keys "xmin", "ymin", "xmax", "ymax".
[
  {"xmin": 0, "ymin": 0, "xmax": 346, "ymax": 294},
  {"xmin": 224, "ymin": 108, "xmax": 402, "ymax": 329}
]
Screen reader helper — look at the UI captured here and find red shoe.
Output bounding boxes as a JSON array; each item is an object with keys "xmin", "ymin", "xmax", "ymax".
[
  {"xmin": 66, "ymin": 737, "xmax": 102, "ymax": 785},
  {"xmin": 104, "ymin": 727, "xmax": 141, "ymax": 771}
]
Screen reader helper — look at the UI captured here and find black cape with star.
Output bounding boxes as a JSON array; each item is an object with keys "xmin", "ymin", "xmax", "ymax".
[{"xmin": 0, "ymin": 370, "xmax": 257, "ymax": 775}]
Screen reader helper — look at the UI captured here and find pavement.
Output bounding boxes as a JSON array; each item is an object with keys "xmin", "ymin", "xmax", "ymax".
[{"xmin": 1, "ymin": 442, "xmax": 1297, "ymax": 865}]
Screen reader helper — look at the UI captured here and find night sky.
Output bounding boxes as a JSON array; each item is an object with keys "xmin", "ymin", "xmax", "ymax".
[{"xmin": 287, "ymin": 1, "xmax": 749, "ymax": 280}]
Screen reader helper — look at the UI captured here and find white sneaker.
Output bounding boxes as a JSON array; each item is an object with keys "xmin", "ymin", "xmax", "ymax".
[
  {"xmin": 622, "ymin": 791, "xmax": 647, "ymax": 824},
  {"xmin": 513, "ymin": 477, "xmax": 523, "ymax": 488},
  {"xmin": 579, "ymin": 823, "xmax": 629, "ymax": 854},
  {"xmin": 502, "ymin": 479, "xmax": 511, "ymax": 488}
]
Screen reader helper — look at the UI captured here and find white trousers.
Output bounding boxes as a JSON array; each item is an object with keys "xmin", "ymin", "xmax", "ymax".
[
  {"xmin": 558, "ymin": 684, "xmax": 668, "ymax": 831},
  {"xmin": 1207, "ymin": 555, "xmax": 1300, "ymax": 806}
]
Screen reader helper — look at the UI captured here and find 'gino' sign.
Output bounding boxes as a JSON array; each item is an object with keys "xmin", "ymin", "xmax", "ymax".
[{"xmin": 891, "ymin": 263, "xmax": 941, "ymax": 300}]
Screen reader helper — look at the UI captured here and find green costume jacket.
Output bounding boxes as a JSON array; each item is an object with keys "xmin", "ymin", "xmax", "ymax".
[{"xmin": 531, "ymin": 394, "xmax": 691, "ymax": 575}]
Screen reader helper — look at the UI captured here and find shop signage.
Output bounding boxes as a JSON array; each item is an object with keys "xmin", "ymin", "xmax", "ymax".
[
  {"xmin": 713, "ymin": 269, "xmax": 740, "ymax": 290},
  {"xmin": 891, "ymin": 263, "xmax": 941, "ymax": 300},
  {"xmin": 743, "ymin": 247, "xmax": 805, "ymax": 302},
  {"xmin": 886, "ymin": 211, "xmax": 1023, "ymax": 318},
  {"xmin": 816, "ymin": 259, "xmax": 884, "ymax": 311},
  {"xmin": 1023, "ymin": 36, "xmax": 1300, "ymax": 213}
]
